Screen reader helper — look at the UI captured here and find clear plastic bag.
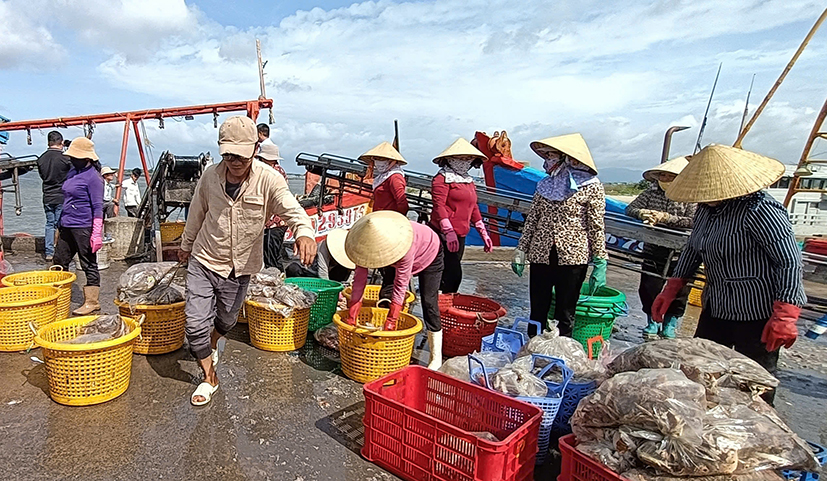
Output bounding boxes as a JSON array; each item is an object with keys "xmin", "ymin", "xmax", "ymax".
[
  {"xmin": 247, "ymin": 270, "xmax": 317, "ymax": 317},
  {"xmin": 571, "ymin": 368, "xmax": 707, "ymax": 445},
  {"xmin": 623, "ymin": 468, "xmax": 787, "ymax": 481},
  {"xmin": 439, "ymin": 351, "xmax": 512, "ymax": 382},
  {"xmin": 117, "ymin": 262, "xmax": 186, "ymax": 306},
  {"xmin": 314, "ymin": 324, "xmax": 339, "ymax": 351},
  {"xmin": 65, "ymin": 315, "xmax": 130, "ymax": 344},
  {"xmin": 516, "ymin": 329, "xmax": 606, "ymax": 382},
  {"xmin": 607, "ymin": 338, "xmax": 778, "ymax": 395},
  {"xmin": 490, "ymin": 365, "xmax": 548, "ymax": 397}
]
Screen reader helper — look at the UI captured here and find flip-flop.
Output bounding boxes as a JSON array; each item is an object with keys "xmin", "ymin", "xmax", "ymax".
[{"xmin": 191, "ymin": 382, "xmax": 219, "ymax": 406}]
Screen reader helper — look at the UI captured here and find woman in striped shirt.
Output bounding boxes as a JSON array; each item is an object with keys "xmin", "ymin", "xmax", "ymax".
[{"xmin": 652, "ymin": 144, "xmax": 806, "ymax": 402}]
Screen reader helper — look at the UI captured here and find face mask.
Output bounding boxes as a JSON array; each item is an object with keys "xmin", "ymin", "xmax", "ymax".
[
  {"xmin": 373, "ymin": 160, "xmax": 391, "ymax": 173},
  {"xmin": 447, "ymin": 159, "xmax": 473, "ymax": 176},
  {"xmin": 544, "ymin": 157, "xmax": 566, "ymax": 176},
  {"xmin": 70, "ymin": 158, "xmax": 87, "ymax": 171}
]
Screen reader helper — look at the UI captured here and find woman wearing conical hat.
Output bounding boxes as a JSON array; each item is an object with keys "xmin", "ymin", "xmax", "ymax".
[
  {"xmin": 625, "ymin": 156, "xmax": 696, "ymax": 340},
  {"xmin": 344, "ymin": 210, "xmax": 446, "ymax": 369},
  {"xmin": 430, "ymin": 138, "xmax": 494, "ymax": 293},
  {"xmin": 652, "ymin": 144, "xmax": 806, "ymax": 403},
  {"xmin": 359, "ymin": 141, "xmax": 409, "ymax": 215},
  {"xmin": 512, "ymin": 133, "xmax": 608, "ymax": 338}
]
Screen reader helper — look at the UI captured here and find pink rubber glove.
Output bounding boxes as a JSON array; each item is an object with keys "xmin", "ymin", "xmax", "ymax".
[
  {"xmin": 652, "ymin": 278, "xmax": 688, "ymax": 322},
  {"xmin": 384, "ymin": 302, "xmax": 403, "ymax": 331},
  {"xmin": 91, "ymin": 218, "xmax": 103, "ymax": 253},
  {"xmin": 474, "ymin": 220, "xmax": 493, "ymax": 253},
  {"xmin": 761, "ymin": 301, "xmax": 800, "ymax": 351},
  {"xmin": 439, "ymin": 219, "xmax": 459, "ymax": 253}
]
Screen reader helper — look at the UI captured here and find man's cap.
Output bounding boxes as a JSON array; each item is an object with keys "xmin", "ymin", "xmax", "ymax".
[{"xmin": 219, "ymin": 116, "xmax": 258, "ymax": 159}]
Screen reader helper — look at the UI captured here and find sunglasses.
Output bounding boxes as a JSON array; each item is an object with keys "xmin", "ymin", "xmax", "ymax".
[{"xmin": 222, "ymin": 154, "xmax": 251, "ymax": 164}]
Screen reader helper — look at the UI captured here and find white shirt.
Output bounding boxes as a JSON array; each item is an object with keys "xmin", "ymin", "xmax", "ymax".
[
  {"xmin": 122, "ymin": 177, "xmax": 142, "ymax": 207},
  {"xmin": 103, "ymin": 181, "xmax": 116, "ymax": 202}
]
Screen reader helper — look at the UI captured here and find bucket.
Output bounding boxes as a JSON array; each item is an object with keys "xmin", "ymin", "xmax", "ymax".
[
  {"xmin": 97, "ymin": 238, "xmax": 115, "ymax": 270},
  {"xmin": 549, "ymin": 284, "xmax": 627, "ymax": 358}
]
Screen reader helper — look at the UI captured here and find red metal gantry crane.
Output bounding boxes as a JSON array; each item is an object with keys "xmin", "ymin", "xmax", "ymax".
[{"xmin": 0, "ymin": 99, "xmax": 273, "ymax": 214}]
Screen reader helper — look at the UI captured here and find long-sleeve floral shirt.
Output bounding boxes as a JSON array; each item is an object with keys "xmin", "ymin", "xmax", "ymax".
[{"xmin": 517, "ymin": 182, "xmax": 608, "ymax": 266}]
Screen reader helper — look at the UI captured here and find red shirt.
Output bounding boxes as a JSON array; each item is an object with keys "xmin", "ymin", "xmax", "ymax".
[
  {"xmin": 373, "ymin": 173, "xmax": 408, "ymax": 215},
  {"xmin": 429, "ymin": 173, "xmax": 482, "ymax": 237}
]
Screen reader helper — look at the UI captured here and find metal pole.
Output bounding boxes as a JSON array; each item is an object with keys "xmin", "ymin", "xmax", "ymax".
[
  {"xmin": 114, "ymin": 118, "xmax": 131, "ymax": 216},
  {"xmin": 132, "ymin": 121, "xmax": 152, "ymax": 184},
  {"xmin": 735, "ymin": 7, "xmax": 827, "ymax": 148},
  {"xmin": 256, "ymin": 39, "xmax": 266, "ymax": 100},
  {"xmin": 661, "ymin": 126, "xmax": 690, "ymax": 163},
  {"xmin": 784, "ymin": 96, "xmax": 827, "ymax": 207}
]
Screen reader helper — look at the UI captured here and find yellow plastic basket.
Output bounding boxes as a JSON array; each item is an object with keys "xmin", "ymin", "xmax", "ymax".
[
  {"xmin": 245, "ymin": 300, "xmax": 310, "ymax": 352},
  {"xmin": 333, "ymin": 307, "xmax": 423, "ymax": 384},
  {"xmin": 342, "ymin": 285, "xmax": 416, "ymax": 313},
  {"xmin": 2, "ymin": 266, "xmax": 76, "ymax": 321},
  {"xmin": 160, "ymin": 222, "xmax": 186, "ymax": 244},
  {"xmin": 114, "ymin": 300, "xmax": 186, "ymax": 355},
  {"xmin": 34, "ymin": 315, "xmax": 142, "ymax": 406},
  {"xmin": 0, "ymin": 285, "xmax": 61, "ymax": 352}
]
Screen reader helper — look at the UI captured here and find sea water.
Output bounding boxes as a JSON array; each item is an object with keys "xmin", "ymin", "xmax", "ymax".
[{"xmin": 0, "ymin": 171, "xmax": 306, "ymax": 236}]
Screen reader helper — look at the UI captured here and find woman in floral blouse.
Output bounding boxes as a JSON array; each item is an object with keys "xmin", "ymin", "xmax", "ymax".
[
  {"xmin": 625, "ymin": 156, "xmax": 696, "ymax": 340},
  {"xmin": 512, "ymin": 133, "xmax": 608, "ymax": 337}
]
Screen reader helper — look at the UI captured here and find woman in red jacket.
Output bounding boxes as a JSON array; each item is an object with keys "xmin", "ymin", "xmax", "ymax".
[
  {"xmin": 359, "ymin": 141, "xmax": 408, "ymax": 215},
  {"xmin": 430, "ymin": 138, "xmax": 493, "ymax": 293}
]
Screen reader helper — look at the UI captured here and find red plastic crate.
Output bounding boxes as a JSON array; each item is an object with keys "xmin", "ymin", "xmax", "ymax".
[
  {"xmin": 363, "ymin": 365, "xmax": 543, "ymax": 481},
  {"xmin": 440, "ymin": 294, "xmax": 507, "ymax": 357},
  {"xmin": 559, "ymin": 434, "xmax": 628, "ymax": 481}
]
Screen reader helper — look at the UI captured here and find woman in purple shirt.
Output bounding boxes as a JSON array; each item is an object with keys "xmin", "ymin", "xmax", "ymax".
[{"xmin": 54, "ymin": 137, "xmax": 105, "ymax": 315}]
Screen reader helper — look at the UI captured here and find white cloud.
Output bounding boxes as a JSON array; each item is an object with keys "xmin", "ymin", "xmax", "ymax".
[
  {"xmin": 0, "ymin": 1, "xmax": 64, "ymax": 69},
  {"xmin": 4, "ymin": 0, "xmax": 827, "ymax": 178}
]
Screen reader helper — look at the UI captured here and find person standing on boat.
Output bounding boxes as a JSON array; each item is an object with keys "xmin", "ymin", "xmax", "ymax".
[
  {"xmin": 122, "ymin": 168, "xmax": 143, "ymax": 218},
  {"xmin": 255, "ymin": 141, "xmax": 290, "ymax": 270},
  {"xmin": 345, "ymin": 211, "xmax": 445, "ymax": 369},
  {"xmin": 429, "ymin": 138, "xmax": 493, "ymax": 293},
  {"xmin": 626, "ymin": 156, "xmax": 696, "ymax": 340},
  {"xmin": 652, "ymin": 144, "xmax": 805, "ymax": 403},
  {"xmin": 512, "ymin": 133, "xmax": 608, "ymax": 338},
  {"xmin": 53, "ymin": 137, "xmax": 104, "ymax": 315},
  {"xmin": 101, "ymin": 166, "xmax": 119, "ymax": 219},
  {"xmin": 358, "ymin": 142, "xmax": 409, "ymax": 301},
  {"xmin": 37, "ymin": 131, "xmax": 72, "ymax": 261},
  {"xmin": 179, "ymin": 115, "xmax": 315, "ymax": 406}
]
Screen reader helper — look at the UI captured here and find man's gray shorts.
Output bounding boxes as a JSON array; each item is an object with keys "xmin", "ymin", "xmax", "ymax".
[{"xmin": 185, "ymin": 258, "xmax": 250, "ymax": 361}]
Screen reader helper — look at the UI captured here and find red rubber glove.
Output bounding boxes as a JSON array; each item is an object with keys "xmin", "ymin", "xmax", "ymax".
[
  {"xmin": 440, "ymin": 219, "xmax": 459, "ymax": 253},
  {"xmin": 761, "ymin": 301, "xmax": 800, "ymax": 352},
  {"xmin": 383, "ymin": 302, "xmax": 403, "ymax": 331},
  {"xmin": 652, "ymin": 278, "xmax": 688, "ymax": 322},
  {"xmin": 346, "ymin": 301, "xmax": 362, "ymax": 326},
  {"xmin": 475, "ymin": 220, "xmax": 493, "ymax": 253}
]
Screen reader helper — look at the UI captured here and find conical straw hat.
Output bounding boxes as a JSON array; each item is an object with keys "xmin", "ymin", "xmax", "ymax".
[
  {"xmin": 358, "ymin": 141, "xmax": 407, "ymax": 165},
  {"xmin": 325, "ymin": 229, "xmax": 356, "ymax": 270},
  {"xmin": 530, "ymin": 133, "xmax": 597, "ymax": 174},
  {"xmin": 665, "ymin": 144, "xmax": 785, "ymax": 203},
  {"xmin": 643, "ymin": 156, "xmax": 689, "ymax": 182},
  {"xmin": 345, "ymin": 211, "xmax": 413, "ymax": 268},
  {"xmin": 432, "ymin": 138, "xmax": 486, "ymax": 164}
]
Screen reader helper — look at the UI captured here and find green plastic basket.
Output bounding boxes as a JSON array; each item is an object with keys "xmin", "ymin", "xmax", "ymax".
[
  {"xmin": 284, "ymin": 277, "xmax": 344, "ymax": 331},
  {"xmin": 549, "ymin": 284, "xmax": 627, "ymax": 358}
]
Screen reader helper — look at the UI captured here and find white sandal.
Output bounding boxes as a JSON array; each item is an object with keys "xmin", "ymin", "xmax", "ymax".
[{"xmin": 191, "ymin": 382, "xmax": 219, "ymax": 406}]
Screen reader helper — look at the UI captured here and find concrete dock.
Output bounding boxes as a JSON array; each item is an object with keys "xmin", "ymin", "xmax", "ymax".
[{"xmin": 0, "ymin": 250, "xmax": 825, "ymax": 480}]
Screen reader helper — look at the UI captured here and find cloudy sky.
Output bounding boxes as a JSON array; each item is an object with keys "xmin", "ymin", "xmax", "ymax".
[{"xmin": 1, "ymin": 0, "xmax": 826, "ymax": 180}]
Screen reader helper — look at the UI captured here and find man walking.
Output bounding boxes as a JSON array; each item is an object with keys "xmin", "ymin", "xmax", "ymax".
[
  {"xmin": 37, "ymin": 131, "xmax": 71, "ymax": 261},
  {"xmin": 122, "ymin": 168, "xmax": 142, "ymax": 217},
  {"xmin": 180, "ymin": 115, "xmax": 316, "ymax": 406}
]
